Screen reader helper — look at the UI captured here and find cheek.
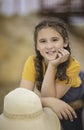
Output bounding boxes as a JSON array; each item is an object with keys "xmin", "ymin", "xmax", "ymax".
[
  {"xmin": 55, "ymin": 44, "xmax": 64, "ymax": 50},
  {"xmin": 37, "ymin": 43, "xmax": 45, "ymax": 51},
  {"xmin": 36, "ymin": 45, "xmax": 44, "ymax": 52},
  {"xmin": 57, "ymin": 41, "xmax": 64, "ymax": 49}
]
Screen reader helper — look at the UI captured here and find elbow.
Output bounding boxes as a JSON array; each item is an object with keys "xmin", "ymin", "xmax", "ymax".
[{"xmin": 55, "ymin": 93, "xmax": 63, "ymax": 99}]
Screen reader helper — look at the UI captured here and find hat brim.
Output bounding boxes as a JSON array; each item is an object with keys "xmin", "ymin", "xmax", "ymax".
[{"xmin": 0, "ymin": 107, "xmax": 60, "ymax": 130}]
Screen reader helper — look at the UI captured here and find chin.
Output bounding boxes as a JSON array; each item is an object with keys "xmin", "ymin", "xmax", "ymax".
[
  {"xmin": 47, "ymin": 55, "xmax": 58, "ymax": 61},
  {"xmin": 49, "ymin": 58, "xmax": 56, "ymax": 61},
  {"xmin": 47, "ymin": 57, "xmax": 56, "ymax": 61}
]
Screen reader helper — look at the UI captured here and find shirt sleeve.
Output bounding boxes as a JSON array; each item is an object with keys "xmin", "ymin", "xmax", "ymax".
[
  {"xmin": 22, "ymin": 55, "xmax": 36, "ymax": 83},
  {"xmin": 56, "ymin": 58, "xmax": 82, "ymax": 87}
]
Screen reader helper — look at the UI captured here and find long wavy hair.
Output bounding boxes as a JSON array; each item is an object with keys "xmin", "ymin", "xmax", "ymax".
[{"xmin": 34, "ymin": 17, "xmax": 71, "ymax": 91}]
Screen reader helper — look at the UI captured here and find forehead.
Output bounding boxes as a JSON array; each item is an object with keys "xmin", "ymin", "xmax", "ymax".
[{"xmin": 37, "ymin": 27, "xmax": 62, "ymax": 38}]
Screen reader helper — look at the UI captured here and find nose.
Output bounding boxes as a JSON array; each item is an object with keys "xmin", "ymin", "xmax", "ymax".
[{"xmin": 46, "ymin": 42, "xmax": 54, "ymax": 49}]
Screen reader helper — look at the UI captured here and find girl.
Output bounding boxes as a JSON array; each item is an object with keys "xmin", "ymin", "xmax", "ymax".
[{"xmin": 20, "ymin": 17, "xmax": 84, "ymax": 130}]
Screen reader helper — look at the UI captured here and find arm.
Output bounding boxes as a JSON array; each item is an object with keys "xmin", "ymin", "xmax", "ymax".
[
  {"xmin": 20, "ymin": 78, "xmax": 35, "ymax": 90},
  {"xmin": 20, "ymin": 79, "xmax": 77, "ymax": 121},
  {"xmin": 41, "ymin": 63, "xmax": 57, "ymax": 97},
  {"xmin": 41, "ymin": 48, "xmax": 70, "ymax": 98},
  {"xmin": 41, "ymin": 62, "xmax": 71, "ymax": 98}
]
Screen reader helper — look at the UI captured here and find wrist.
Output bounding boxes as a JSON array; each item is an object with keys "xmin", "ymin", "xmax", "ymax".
[
  {"xmin": 41, "ymin": 97, "xmax": 52, "ymax": 108},
  {"xmin": 48, "ymin": 62, "xmax": 57, "ymax": 70}
]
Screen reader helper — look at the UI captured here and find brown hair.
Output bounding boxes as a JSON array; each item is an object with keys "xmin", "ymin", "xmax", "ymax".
[{"xmin": 34, "ymin": 17, "xmax": 71, "ymax": 91}]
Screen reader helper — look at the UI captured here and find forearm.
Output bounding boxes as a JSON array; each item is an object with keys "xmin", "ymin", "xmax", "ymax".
[
  {"xmin": 41, "ymin": 97, "xmax": 50, "ymax": 107},
  {"xmin": 41, "ymin": 63, "xmax": 57, "ymax": 97},
  {"xmin": 41, "ymin": 97, "xmax": 54, "ymax": 108}
]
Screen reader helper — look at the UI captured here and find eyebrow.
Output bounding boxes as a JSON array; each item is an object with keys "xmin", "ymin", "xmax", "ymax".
[{"xmin": 51, "ymin": 36, "xmax": 59, "ymax": 39}]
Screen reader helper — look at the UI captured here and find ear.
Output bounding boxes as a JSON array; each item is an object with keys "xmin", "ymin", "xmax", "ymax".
[
  {"xmin": 36, "ymin": 44, "xmax": 40, "ymax": 51},
  {"xmin": 64, "ymin": 38, "xmax": 68, "ymax": 47}
]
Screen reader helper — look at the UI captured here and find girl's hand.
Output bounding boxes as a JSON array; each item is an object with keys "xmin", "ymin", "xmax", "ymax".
[
  {"xmin": 50, "ymin": 98, "xmax": 77, "ymax": 121},
  {"xmin": 49, "ymin": 48, "xmax": 70, "ymax": 67},
  {"xmin": 42, "ymin": 97, "xmax": 77, "ymax": 121}
]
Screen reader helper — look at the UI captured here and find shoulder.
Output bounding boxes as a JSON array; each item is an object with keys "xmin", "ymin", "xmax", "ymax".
[
  {"xmin": 26, "ymin": 55, "xmax": 35, "ymax": 62},
  {"xmin": 22, "ymin": 55, "xmax": 36, "ymax": 82},
  {"xmin": 25, "ymin": 55, "xmax": 36, "ymax": 65},
  {"xmin": 67, "ymin": 57, "xmax": 80, "ymax": 72},
  {"xmin": 23, "ymin": 55, "xmax": 36, "ymax": 70}
]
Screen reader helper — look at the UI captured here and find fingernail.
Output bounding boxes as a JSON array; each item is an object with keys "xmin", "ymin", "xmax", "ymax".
[
  {"xmin": 71, "ymin": 119, "xmax": 73, "ymax": 122},
  {"xmin": 75, "ymin": 115, "xmax": 77, "ymax": 118}
]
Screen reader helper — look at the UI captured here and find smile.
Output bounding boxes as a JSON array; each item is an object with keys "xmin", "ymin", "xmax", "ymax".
[{"xmin": 46, "ymin": 51, "xmax": 56, "ymax": 54}]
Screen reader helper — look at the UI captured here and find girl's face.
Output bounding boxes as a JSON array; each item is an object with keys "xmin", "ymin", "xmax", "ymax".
[{"xmin": 36, "ymin": 27, "xmax": 68, "ymax": 62}]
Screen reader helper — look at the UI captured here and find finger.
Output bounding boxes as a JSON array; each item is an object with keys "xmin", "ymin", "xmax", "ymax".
[
  {"xmin": 58, "ymin": 49, "xmax": 69, "ymax": 60},
  {"xmin": 57, "ymin": 53, "xmax": 62, "ymax": 58},
  {"xmin": 60, "ymin": 48, "xmax": 69, "ymax": 53},
  {"xmin": 57, "ymin": 112, "xmax": 63, "ymax": 120},
  {"xmin": 64, "ymin": 108, "xmax": 74, "ymax": 121},
  {"xmin": 60, "ymin": 110, "xmax": 69, "ymax": 120},
  {"xmin": 67, "ymin": 105, "xmax": 77, "ymax": 119},
  {"xmin": 60, "ymin": 48, "xmax": 70, "ymax": 55},
  {"xmin": 58, "ymin": 49, "xmax": 65, "ymax": 56}
]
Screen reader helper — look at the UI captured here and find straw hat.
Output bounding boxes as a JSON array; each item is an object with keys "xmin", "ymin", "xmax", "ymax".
[{"xmin": 0, "ymin": 88, "xmax": 61, "ymax": 130}]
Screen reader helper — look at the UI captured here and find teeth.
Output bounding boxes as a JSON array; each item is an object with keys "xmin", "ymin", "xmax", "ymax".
[{"xmin": 47, "ymin": 51, "xmax": 55, "ymax": 54}]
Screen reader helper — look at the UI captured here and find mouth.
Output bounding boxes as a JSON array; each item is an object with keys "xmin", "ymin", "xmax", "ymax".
[
  {"xmin": 45, "ymin": 51, "xmax": 58, "ymax": 60},
  {"xmin": 46, "ymin": 51, "xmax": 56, "ymax": 54}
]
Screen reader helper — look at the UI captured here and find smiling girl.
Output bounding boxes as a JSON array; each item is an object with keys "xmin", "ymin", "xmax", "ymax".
[{"xmin": 20, "ymin": 17, "xmax": 84, "ymax": 130}]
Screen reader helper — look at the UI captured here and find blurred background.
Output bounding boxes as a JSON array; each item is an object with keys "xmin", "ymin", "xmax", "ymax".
[{"xmin": 0, "ymin": 0, "xmax": 84, "ymax": 113}]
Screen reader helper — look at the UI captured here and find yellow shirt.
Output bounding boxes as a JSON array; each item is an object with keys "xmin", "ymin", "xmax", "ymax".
[{"xmin": 22, "ymin": 55, "xmax": 82, "ymax": 88}]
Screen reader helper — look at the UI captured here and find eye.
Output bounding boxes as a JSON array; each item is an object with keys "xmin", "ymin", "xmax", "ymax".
[
  {"xmin": 52, "ymin": 38, "xmax": 58, "ymax": 42},
  {"xmin": 39, "ymin": 39, "xmax": 46, "ymax": 44},
  {"xmin": 53, "ymin": 38, "xmax": 58, "ymax": 41}
]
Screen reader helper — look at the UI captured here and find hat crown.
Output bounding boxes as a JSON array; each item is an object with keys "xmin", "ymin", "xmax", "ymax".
[{"xmin": 4, "ymin": 88, "xmax": 42, "ymax": 116}]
